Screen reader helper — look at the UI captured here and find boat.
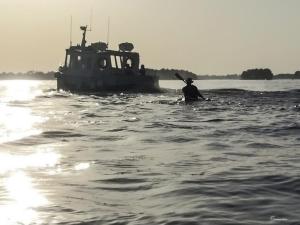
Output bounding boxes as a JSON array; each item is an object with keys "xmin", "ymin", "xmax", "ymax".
[{"xmin": 55, "ymin": 26, "xmax": 160, "ymax": 93}]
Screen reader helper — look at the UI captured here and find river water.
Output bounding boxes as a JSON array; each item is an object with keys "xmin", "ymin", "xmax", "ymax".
[{"xmin": 0, "ymin": 79, "xmax": 299, "ymax": 225}]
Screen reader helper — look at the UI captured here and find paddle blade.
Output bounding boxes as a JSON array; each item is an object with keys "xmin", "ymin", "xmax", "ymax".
[{"xmin": 174, "ymin": 73, "xmax": 186, "ymax": 83}]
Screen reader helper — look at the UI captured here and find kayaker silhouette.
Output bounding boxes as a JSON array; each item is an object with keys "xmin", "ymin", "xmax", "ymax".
[
  {"xmin": 175, "ymin": 73, "xmax": 208, "ymax": 102},
  {"xmin": 182, "ymin": 78, "xmax": 205, "ymax": 102}
]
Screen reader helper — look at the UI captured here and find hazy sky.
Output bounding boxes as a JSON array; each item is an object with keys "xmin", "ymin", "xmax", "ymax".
[{"xmin": 1, "ymin": 0, "xmax": 300, "ymax": 74}]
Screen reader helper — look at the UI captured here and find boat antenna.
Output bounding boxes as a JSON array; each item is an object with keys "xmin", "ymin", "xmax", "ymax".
[
  {"xmin": 106, "ymin": 16, "xmax": 110, "ymax": 47},
  {"xmin": 70, "ymin": 15, "xmax": 73, "ymax": 47},
  {"xmin": 88, "ymin": 9, "xmax": 93, "ymax": 32}
]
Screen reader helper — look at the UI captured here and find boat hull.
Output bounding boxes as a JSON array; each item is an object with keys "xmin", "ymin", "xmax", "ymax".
[{"xmin": 56, "ymin": 71, "xmax": 160, "ymax": 93}]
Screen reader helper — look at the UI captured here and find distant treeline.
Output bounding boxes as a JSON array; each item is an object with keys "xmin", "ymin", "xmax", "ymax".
[
  {"xmin": 147, "ymin": 68, "xmax": 199, "ymax": 80},
  {"xmin": 240, "ymin": 69, "xmax": 300, "ymax": 80},
  {"xmin": 1, "ymin": 69, "xmax": 300, "ymax": 80},
  {"xmin": 0, "ymin": 71, "xmax": 55, "ymax": 80},
  {"xmin": 147, "ymin": 68, "xmax": 240, "ymax": 80},
  {"xmin": 275, "ymin": 72, "xmax": 300, "ymax": 79},
  {"xmin": 150, "ymin": 68, "xmax": 300, "ymax": 80},
  {"xmin": 241, "ymin": 69, "xmax": 273, "ymax": 80}
]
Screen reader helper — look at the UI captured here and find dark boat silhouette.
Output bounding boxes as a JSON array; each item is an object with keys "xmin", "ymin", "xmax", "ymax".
[{"xmin": 55, "ymin": 26, "xmax": 159, "ymax": 93}]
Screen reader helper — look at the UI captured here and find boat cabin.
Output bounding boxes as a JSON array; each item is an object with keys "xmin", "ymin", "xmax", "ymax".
[{"xmin": 61, "ymin": 26, "xmax": 140, "ymax": 75}]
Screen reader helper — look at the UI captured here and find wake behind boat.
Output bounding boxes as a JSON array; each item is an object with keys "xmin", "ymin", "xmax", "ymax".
[{"xmin": 55, "ymin": 26, "xmax": 160, "ymax": 93}]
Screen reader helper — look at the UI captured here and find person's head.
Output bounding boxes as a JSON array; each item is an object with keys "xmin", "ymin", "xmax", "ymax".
[
  {"xmin": 186, "ymin": 78, "xmax": 193, "ymax": 85},
  {"xmin": 141, "ymin": 64, "xmax": 145, "ymax": 69}
]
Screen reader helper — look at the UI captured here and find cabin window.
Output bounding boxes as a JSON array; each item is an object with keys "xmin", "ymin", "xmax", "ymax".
[
  {"xmin": 72, "ymin": 55, "xmax": 82, "ymax": 69},
  {"xmin": 110, "ymin": 55, "xmax": 122, "ymax": 69},
  {"xmin": 110, "ymin": 55, "xmax": 118, "ymax": 68},
  {"xmin": 125, "ymin": 58, "xmax": 133, "ymax": 68},
  {"xmin": 116, "ymin": 56, "xmax": 122, "ymax": 69},
  {"xmin": 65, "ymin": 54, "xmax": 70, "ymax": 68},
  {"xmin": 77, "ymin": 56, "xmax": 82, "ymax": 69},
  {"xmin": 98, "ymin": 58, "xmax": 107, "ymax": 70}
]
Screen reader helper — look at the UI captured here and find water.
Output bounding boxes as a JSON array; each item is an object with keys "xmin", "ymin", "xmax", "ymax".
[{"xmin": 0, "ymin": 79, "xmax": 299, "ymax": 225}]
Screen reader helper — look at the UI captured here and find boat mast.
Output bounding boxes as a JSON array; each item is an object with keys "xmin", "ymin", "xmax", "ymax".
[
  {"xmin": 80, "ymin": 11, "xmax": 92, "ymax": 49},
  {"xmin": 80, "ymin": 25, "xmax": 88, "ymax": 48},
  {"xmin": 106, "ymin": 17, "xmax": 110, "ymax": 47},
  {"xmin": 70, "ymin": 15, "xmax": 73, "ymax": 47},
  {"xmin": 89, "ymin": 9, "xmax": 93, "ymax": 32}
]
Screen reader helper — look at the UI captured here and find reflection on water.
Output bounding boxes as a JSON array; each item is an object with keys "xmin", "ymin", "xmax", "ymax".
[
  {"xmin": 0, "ymin": 80, "xmax": 55, "ymax": 225},
  {"xmin": 0, "ymin": 105, "xmax": 44, "ymax": 144},
  {"xmin": 0, "ymin": 172, "xmax": 47, "ymax": 225},
  {"xmin": 74, "ymin": 162, "xmax": 90, "ymax": 171},
  {"xmin": 0, "ymin": 80, "xmax": 45, "ymax": 144},
  {"xmin": 0, "ymin": 150, "xmax": 61, "ymax": 174},
  {"xmin": 5, "ymin": 172, "xmax": 48, "ymax": 207},
  {"xmin": 0, "ymin": 150, "xmax": 60, "ymax": 225},
  {"xmin": 0, "ymin": 80, "xmax": 42, "ymax": 102}
]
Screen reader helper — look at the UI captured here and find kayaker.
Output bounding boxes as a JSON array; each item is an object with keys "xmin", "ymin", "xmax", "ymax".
[{"xmin": 182, "ymin": 78, "xmax": 206, "ymax": 102}]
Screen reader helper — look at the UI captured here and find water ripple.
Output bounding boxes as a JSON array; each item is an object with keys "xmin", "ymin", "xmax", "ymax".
[{"xmin": 1, "ymin": 80, "xmax": 300, "ymax": 225}]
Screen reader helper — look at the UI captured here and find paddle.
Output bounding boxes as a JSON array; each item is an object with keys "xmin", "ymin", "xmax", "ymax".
[
  {"xmin": 174, "ymin": 73, "xmax": 211, "ymax": 101},
  {"xmin": 174, "ymin": 73, "xmax": 186, "ymax": 84}
]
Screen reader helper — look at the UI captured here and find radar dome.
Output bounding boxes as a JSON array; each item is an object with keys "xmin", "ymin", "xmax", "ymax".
[{"xmin": 119, "ymin": 42, "xmax": 134, "ymax": 52}]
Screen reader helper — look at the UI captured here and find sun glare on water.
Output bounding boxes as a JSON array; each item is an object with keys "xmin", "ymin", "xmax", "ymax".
[
  {"xmin": 0, "ymin": 80, "xmax": 46, "ymax": 144},
  {"xmin": 0, "ymin": 105, "xmax": 44, "ymax": 143},
  {"xmin": 0, "ymin": 150, "xmax": 61, "ymax": 224},
  {"xmin": 0, "ymin": 172, "xmax": 47, "ymax": 225},
  {"xmin": 1, "ymin": 80, "xmax": 43, "ymax": 102},
  {"xmin": 0, "ymin": 150, "xmax": 61, "ymax": 174},
  {"xmin": 0, "ymin": 80, "xmax": 59, "ymax": 224}
]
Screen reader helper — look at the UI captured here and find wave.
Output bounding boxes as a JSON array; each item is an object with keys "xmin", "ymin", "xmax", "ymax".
[
  {"xmin": 164, "ymin": 136, "xmax": 199, "ymax": 143},
  {"xmin": 246, "ymin": 142, "xmax": 282, "ymax": 149},
  {"xmin": 95, "ymin": 177, "xmax": 148, "ymax": 184},
  {"xmin": 2, "ymin": 135, "xmax": 49, "ymax": 146},
  {"xmin": 41, "ymin": 130, "xmax": 85, "ymax": 138},
  {"xmin": 199, "ymin": 88, "xmax": 300, "ymax": 97},
  {"xmin": 282, "ymin": 123, "xmax": 300, "ymax": 130},
  {"xmin": 202, "ymin": 118, "xmax": 225, "ymax": 122},
  {"xmin": 145, "ymin": 122, "xmax": 198, "ymax": 130},
  {"xmin": 95, "ymin": 184, "xmax": 152, "ymax": 192},
  {"xmin": 92, "ymin": 135, "xmax": 124, "ymax": 141},
  {"xmin": 179, "ymin": 174, "xmax": 300, "ymax": 198},
  {"xmin": 229, "ymin": 123, "xmax": 300, "ymax": 137},
  {"xmin": 289, "ymin": 89, "xmax": 300, "ymax": 93},
  {"xmin": 209, "ymin": 88, "xmax": 248, "ymax": 94},
  {"xmin": 205, "ymin": 142, "xmax": 231, "ymax": 150},
  {"xmin": 106, "ymin": 127, "xmax": 128, "ymax": 132}
]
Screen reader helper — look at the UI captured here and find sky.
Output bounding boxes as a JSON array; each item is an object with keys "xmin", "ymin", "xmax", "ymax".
[{"xmin": 1, "ymin": 0, "xmax": 300, "ymax": 74}]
